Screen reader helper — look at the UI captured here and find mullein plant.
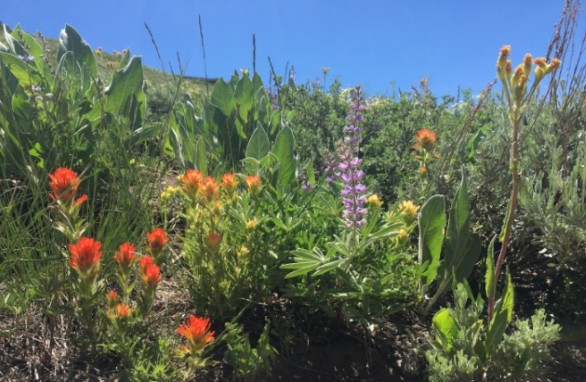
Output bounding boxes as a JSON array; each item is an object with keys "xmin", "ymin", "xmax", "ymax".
[{"xmin": 487, "ymin": 46, "xmax": 560, "ymax": 320}]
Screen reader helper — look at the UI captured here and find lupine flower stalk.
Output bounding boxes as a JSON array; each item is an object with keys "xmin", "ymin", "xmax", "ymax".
[{"xmin": 337, "ymin": 86, "xmax": 367, "ymax": 230}]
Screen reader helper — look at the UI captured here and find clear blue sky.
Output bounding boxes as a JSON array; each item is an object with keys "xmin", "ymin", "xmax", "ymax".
[{"xmin": 2, "ymin": 1, "xmax": 581, "ymax": 96}]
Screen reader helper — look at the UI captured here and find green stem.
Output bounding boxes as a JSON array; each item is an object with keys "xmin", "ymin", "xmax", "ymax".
[{"xmin": 488, "ymin": 111, "xmax": 520, "ymax": 321}]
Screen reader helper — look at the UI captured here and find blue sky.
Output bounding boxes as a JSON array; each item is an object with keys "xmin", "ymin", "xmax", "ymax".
[{"xmin": 2, "ymin": 1, "xmax": 580, "ymax": 96}]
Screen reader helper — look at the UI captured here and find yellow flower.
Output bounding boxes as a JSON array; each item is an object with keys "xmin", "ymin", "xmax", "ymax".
[
  {"xmin": 366, "ymin": 194, "xmax": 383, "ymax": 208},
  {"xmin": 246, "ymin": 219, "xmax": 257, "ymax": 230},
  {"xmin": 237, "ymin": 246, "xmax": 250, "ymax": 258},
  {"xmin": 398, "ymin": 200, "xmax": 419, "ymax": 224},
  {"xmin": 398, "ymin": 228, "xmax": 409, "ymax": 240},
  {"xmin": 161, "ymin": 186, "xmax": 180, "ymax": 201}
]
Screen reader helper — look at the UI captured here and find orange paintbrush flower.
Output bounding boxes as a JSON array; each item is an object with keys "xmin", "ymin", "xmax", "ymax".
[
  {"xmin": 147, "ymin": 228, "xmax": 167, "ymax": 257},
  {"xmin": 115, "ymin": 303, "xmax": 132, "ymax": 318},
  {"xmin": 221, "ymin": 173, "xmax": 239, "ymax": 196},
  {"xmin": 200, "ymin": 177, "xmax": 220, "ymax": 204},
  {"xmin": 141, "ymin": 260, "xmax": 162, "ymax": 289},
  {"xmin": 115, "ymin": 242, "xmax": 136, "ymax": 272},
  {"xmin": 177, "ymin": 315, "xmax": 215, "ymax": 352},
  {"xmin": 68, "ymin": 237, "xmax": 103, "ymax": 272},
  {"xmin": 412, "ymin": 128, "xmax": 438, "ymax": 151},
  {"xmin": 178, "ymin": 169, "xmax": 204, "ymax": 196},
  {"xmin": 48, "ymin": 167, "xmax": 87, "ymax": 205},
  {"xmin": 245, "ymin": 175, "xmax": 261, "ymax": 195}
]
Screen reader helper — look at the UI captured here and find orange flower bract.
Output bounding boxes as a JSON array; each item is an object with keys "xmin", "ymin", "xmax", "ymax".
[
  {"xmin": 200, "ymin": 177, "xmax": 220, "ymax": 203},
  {"xmin": 177, "ymin": 315, "xmax": 215, "ymax": 352},
  {"xmin": 140, "ymin": 257, "xmax": 162, "ymax": 289},
  {"xmin": 178, "ymin": 169, "xmax": 204, "ymax": 196},
  {"xmin": 413, "ymin": 128, "xmax": 438, "ymax": 151},
  {"xmin": 115, "ymin": 303, "xmax": 132, "ymax": 318},
  {"xmin": 221, "ymin": 173, "xmax": 238, "ymax": 195},
  {"xmin": 147, "ymin": 228, "xmax": 167, "ymax": 256},
  {"xmin": 48, "ymin": 167, "xmax": 87, "ymax": 205},
  {"xmin": 245, "ymin": 175, "xmax": 261, "ymax": 194},
  {"xmin": 115, "ymin": 242, "xmax": 136, "ymax": 271},
  {"xmin": 68, "ymin": 237, "xmax": 103, "ymax": 272}
]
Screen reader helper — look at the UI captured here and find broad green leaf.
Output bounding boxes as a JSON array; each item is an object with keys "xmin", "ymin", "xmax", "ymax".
[
  {"xmin": 245, "ymin": 125, "xmax": 270, "ymax": 160},
  {"xmin": 234, "ymin": 74, "xmax": 254, "ymax": 122},
  {"xmin": 418, "ymin": 195, "xmax": 446, "ymax": 285},
  {"xmin": 432, "ymin": 308, "xmax": 460, "ymax": 352},
  {"xmin": 11, "ymin": 26, "xmax": 46, "ymax": 74},
  {"xmin": 440, "ymin": 171, "xmax": 481, "ymax": 286},
  {"xmin": 195, "ymin": 136, "xmax": 207, "ymax": 175},
  {"xmin": 272, "ymin": 127, "xmax": 296, "ymax": 187},
  {"xmin": 57, "ymin": 24, "xmax": 97, "ymax": 77},
  {"xmin": 104, "ymin": 56, "xmax": 145, "ymax": 118},
  {"xmin": 0, "ymin": 52, "xmax": 39, "ymax": 87},
  {"xmin": 210, "ymin": 78, "xmax": 234, "ymax": 116}
]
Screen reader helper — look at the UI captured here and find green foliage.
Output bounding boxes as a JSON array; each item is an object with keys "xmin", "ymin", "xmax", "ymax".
[
  {"xmin": 417, "ymin": 172, "xmax": 481, "ymax": 315},
  {"xmin": 426, "ymin": 281, "xmax": 559, "ymax": 381},
  {"xmin": 282, "ymin": 194, "xmax": 417, "ymax": 321},
  {"xmin": 223, "ymin": 322, "xmax": 278, "ymax": 382}
]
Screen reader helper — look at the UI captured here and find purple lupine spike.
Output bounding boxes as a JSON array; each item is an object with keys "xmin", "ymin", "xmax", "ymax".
[{"xmin": 337, "ymin": 86, "xmax": 367, "ymax": 229}]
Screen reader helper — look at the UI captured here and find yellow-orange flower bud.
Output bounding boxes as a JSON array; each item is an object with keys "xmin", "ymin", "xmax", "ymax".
[{"xmin": 523, "ymin": 53, "xmax": 533, "ymax": 77}]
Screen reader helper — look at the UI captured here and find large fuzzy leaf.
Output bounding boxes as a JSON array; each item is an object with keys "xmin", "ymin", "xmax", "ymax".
[{"xmin": 418, "ymin": 195, "xmax": 446, "ymax": 285}]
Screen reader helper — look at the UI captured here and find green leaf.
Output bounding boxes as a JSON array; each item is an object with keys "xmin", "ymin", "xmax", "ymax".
[
  {"xmin": 246, "ymin": 125, "xmax": 270, "ymax": 160},
  {"xmin": 440, "ymin": 171, "xmax": 481, "ymax": 287},
  {"xmin": 313, "ymin": 258, "xmax": 348, "ymax": 276},
  {"xmin": 10, "ymin": 26, "xmax": 46, "ymax": 74},
  {"xmin": 282, "ymin": 247, "xmax": 326, "ymax": 278},
  {"xmin": 432, "ymin": 308, "xmax": 460, "ymax": 352},
  {"xmin": 418, "ymin": 195, "xmax": 446, "ymax": 285},
  {"xmin": 0, "ymin": 52, "xmax": 39, "ymax": 87},
  {"xmin": 57, "ymin": 24, "xmax": 97, "ymax": 77},
  {"xmin": 104, "ymin": 56, "xmax": 145, "ymax": 118},
  {"xmin": 486, "ymin": 270, "xmax": 514, "ymax": 354},
  {"xmin": 195, "ymin": 136, "xmax": 207, "ymax": 175},
  {"xmin": 485, "ymin": 236, "xmax": 497, "ymax": 300},
  {"xmin": 210, "ymin": 78, "xmax": 234, "ymax": 116},
  {"xmin": 272, "ymin": 127, "xmax": 296, "ymax": 187},
  {"xmin": 234, "ymin": 74, "xmax": 254, "ymax": 122}
]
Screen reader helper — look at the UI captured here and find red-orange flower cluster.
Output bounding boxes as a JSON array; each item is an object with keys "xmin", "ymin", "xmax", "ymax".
[
  {"xmin": 140, "ymin": 255, "xmax": 162, "ymax": 288},
  {"xmin": 115, "ymin": 242, "xmax": 136, "ymax": 273},
  {"xmin": 147, "ymin": 228, "xmax": 168, "ymax": 257},
  {"xmin": 177, "ymin": 315, "xmax": 215, "ymax": 352},
  {"xmin": 221, "ymin": 173, "xmax": 238, "ymax": 196},
  {"xmin": 115, "ymin": 303, "xmax": 132, "ymax": 318},
  {"xmin": 245, "ymin": 175, "xmax": 261, "ymax": 195},
  {"xmin": 68, "ymin": 237, "xmax": 103, "ymax": 272},
  {"xmin": 412, "ymin": 128, "xmax": 438, "ymax": 151},
  {"xmin": 178, "ymin": 169, "xmax": 204, "ymax": 196},
  {"xmin": 200, "ymin": 177, "xmax": 220, "ymax": 203},
  {"xmin": 48, "ymin": 167, "xmax": 87, "ymax": 205}
]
